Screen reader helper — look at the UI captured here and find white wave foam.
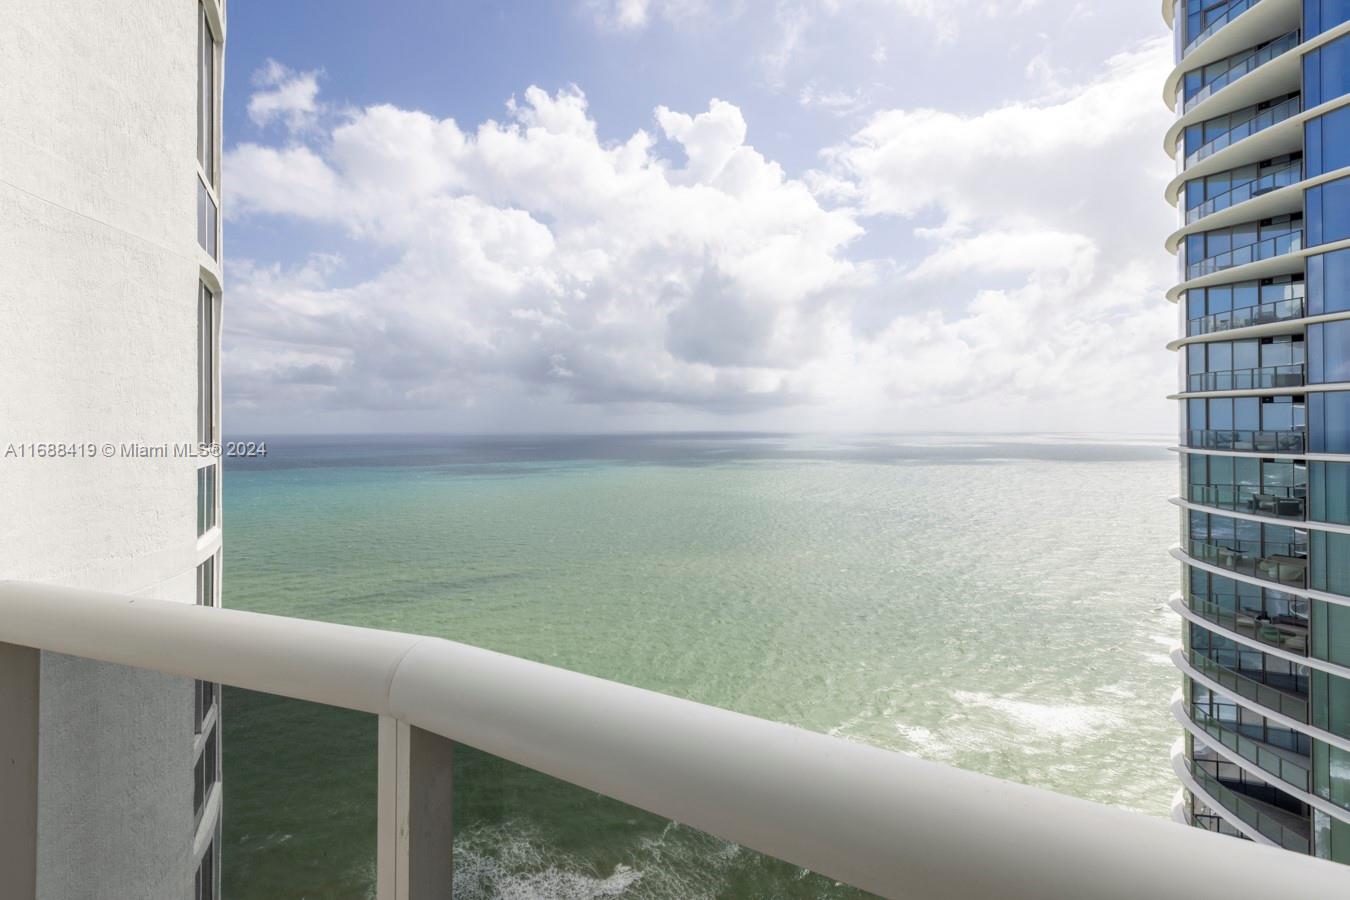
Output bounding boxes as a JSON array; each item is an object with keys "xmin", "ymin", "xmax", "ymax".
[{"xmin": 951, "ymin": 690, "xmax": 1124, "ymax": 742}]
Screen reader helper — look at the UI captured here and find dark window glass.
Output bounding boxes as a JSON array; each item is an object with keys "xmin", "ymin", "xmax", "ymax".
[
  {"xmin": 198, "ymin": 6, "xmax": 215, "ymax": 180},
  {"xmin": 1190, "ymin": 398, "xmax": 1208, "ymax": 430},
  {"xmin": 1312, "ymin": 248, "xmax": 1350, "ymax": 315},
  {"xmin": 1235, "ymin": 396, "xmax": 1260, "ymax": 430},
  {"xmin": 196, "ymin": 556, "xmax": 214, "ymax": 607},
  {"xmin": 1188, "ymin": 344, "xmax": 1206, "ymax": 375},
  {"xmin": 194, "ymin": 679, "xmax": 216, "ymax": 734},
  {"xmin": 1312, "ymin": 531, "xmax": 1350, "ymax": 597},
  {"xmin": 1308, "ymin": 106, "xmax": 1350, "ymax": 177},
  {"xmin": 1309, "ymin": 180, "xmax": 1326, "ymax": 246},
  {"xmin": 197, "ymin": 465, "xmax": 217, "ymax": 536},
  {"xmin": 1187, "ymin": 180, "xmax": 1205, "ymax": 209},
  {"xmin": 1306, "ymin": 0, "xmax": 1350, "ymax": 36},
  {"xmin": 1308, "ymin": 176, "xmax": 1350, "ymax": 246},
  {"xmin": 196, "ymin": 841, "xmax": 215, "ymax": 900},
  {"xmin": 1308, "ymin": 118, "xmax": 1324, "ymax": 178},
  {"xmin": 1212, "ymin": 397, "xmax": 1235, "ymax": 428},
  {"xmin": 1311, "ymin": 462, "xmax": 1350, "ymax": 524},
  {"xmin": 1307, "ymin": 49, "xmax": 1323, "ymax": 110},
  {"xmin": 1306, "ymin": 33, "xmax": 1350, "ymax": 110},
  {"xmin": 1310, "ymin": 321, "xmax": 1350, "ymax": 383},
  {"xmin": 1311, "ymin": 391, "xmax": 1350, "ymax": 452},
  {"xmin": 1188, "ymin": 290, "xmax": 1206, "ymax": 321},
  {"xmin": 196, "ymin": 180, "xmax": 217, "ymax": 258},
  {"xmin": 198, "ymin": 285, "xmax": 214, "ymax": 444},
  {"xmin": 194, "ymin": 722, "xmax": 219, "ymax": 822}
]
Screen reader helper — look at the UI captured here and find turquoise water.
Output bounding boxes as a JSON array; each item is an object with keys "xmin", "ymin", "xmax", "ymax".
[{"xmin": 220, "ymin": 433, "xmax": 1181, "ymax": 899}]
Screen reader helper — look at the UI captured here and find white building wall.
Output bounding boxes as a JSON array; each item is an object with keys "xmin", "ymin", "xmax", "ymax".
[{"xmin": 0, "ymin": 1, "xmax": 223, "ymax": 896}]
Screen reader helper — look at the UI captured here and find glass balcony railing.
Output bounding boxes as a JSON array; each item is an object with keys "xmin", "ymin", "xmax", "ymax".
[
  {"xmin": 1187, "ymin": 483, "xmax": 1307, "ymax": 519},
  {"xmin": 1186, "ymin": 429, "xmax": 1305, "ymax": 453},
  {"xmin": 1186, "ymin": 364, "xmax": 1305, "ymax": 392},
  {"xmin": 1185, "ymin": 96, "xmax": 1301, "ymax": 169},
  {"xmin": 1187, "ymin": 295, "xmax": 1304, "ymax": 336},
  {"xmin": 1188, "ymin": 758, "xmax": 1311, "ymax": 852},
  {"xmin": 1188, "ymin": 595, "xmax": 1309, "ymax": 655},
  {"xmin": 1188, "ymin": 538, "xmax": 1308, "ymax": 587},
  {"xmin": 1181, "ymin": 31, "xmax": 1301, "ymax": 115},
  {"xmin": 1182, "ymin": 0, "xmax": 1262, "ymax": 59},
  {"xmin": 1185, "ymin": 161, "xmax": 1303, "ymax": 225},
  {"xmin": 1187, "ymin": 230, "xmax": 1303, "ymax": 280},
  {"xmin": 1190, "ymin": 652, "xmax": 1309, "ymax": 723},
  {"xmin": 1189, "ymin": 704, "xmax": 1311, "ymax": 796}
]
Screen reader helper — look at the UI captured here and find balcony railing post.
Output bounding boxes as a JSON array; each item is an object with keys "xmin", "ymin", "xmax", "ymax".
[
  {"xmin": 377, "ymin": 715, "xmax": 454, "ymax": 900},
  {"xmin": 0, "ymin": 642, "xmax": 38, "ymax": 899}
]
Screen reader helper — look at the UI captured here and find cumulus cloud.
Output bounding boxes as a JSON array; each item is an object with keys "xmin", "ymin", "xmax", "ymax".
[
  {"xmin": 226, "ymin": 84, "xmax": 864, "ymax": 418},
  {"xmin": 584, "ymin": 0, "xmax": 716, "ymax": 29},
  {"xmin": 224, "ymin": 40, "xmax": 1177, "ymax": 432},
  {"xmin": 806, "ymin": 37, "xmax": 1177, "ymax": 423},
  {"xmin": 247, "ymin": 59, "xmax": 323, "ymax": 132}
]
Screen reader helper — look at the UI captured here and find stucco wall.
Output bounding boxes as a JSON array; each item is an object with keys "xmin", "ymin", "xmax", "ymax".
[{"xmin": 0, "ymin": 1, "xmax": 222, "ymax": 896}]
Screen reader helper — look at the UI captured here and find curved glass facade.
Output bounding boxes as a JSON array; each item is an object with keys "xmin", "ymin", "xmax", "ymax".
[{"xmin": 1168, "ymin": 0, "xmax": 1350, "ymax": 864}]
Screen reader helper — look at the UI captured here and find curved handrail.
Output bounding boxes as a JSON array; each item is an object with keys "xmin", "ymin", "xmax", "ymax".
[
  {"xmin": 1184, "ymin": 95, "xmax": 1301, "ymax": 169},
  {"xmin": 1186, "ymin": 363, "xmax": 1306, "ymax": 392},
  {"xmin": 0, "ymin": 581, "xmax": 1347, "ymax": 898},
  {"xmin": 1180, "ymin": 30, "xmax": 1300, "ymax": 115},
  {"xmin": 1182, "ymin": 0, "xmax": 1262, "ymax": 59},
  {"xmin": 1186, "ymin": 230, "xmax": 1303, "ymax": 279},
  {"xmin": 1184, "ymin": 160, "xmax": 1302, "ymax": 225},
  {"xmin": 1185, "ymin": 295, "xmax": 1304, "ymax": 336}
]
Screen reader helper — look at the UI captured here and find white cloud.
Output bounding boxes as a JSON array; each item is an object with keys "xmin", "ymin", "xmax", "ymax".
[
  {"xmin": 225, "ymin": 39, "xmax": 1178, "ymax": 433},
  {"xmin": 799, "ymin": 84, "xmax": 867, "ymax": 117},
  {"xmin": 584, "ymin": 0, "xmax": 716, "ymax": 29},
  {"xmin": 226, "ymin": 85, "xmax": 864, "ymax": 418},
  {"xmin": 247, "ymin": 59, "xmax": 323, "ymax": 132},
  {"xmin": 805, "ymin": 37, "xmax": 1177, "ymax": 425}
]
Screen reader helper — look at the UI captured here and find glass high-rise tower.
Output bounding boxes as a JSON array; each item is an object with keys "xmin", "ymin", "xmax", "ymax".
[{"xmin": 1165, "ymin": 0, "xmax": 1350, "ymax": 864}]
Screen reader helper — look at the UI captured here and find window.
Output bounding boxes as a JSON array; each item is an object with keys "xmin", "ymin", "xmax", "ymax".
[
  {"xmin": 1186, "ymin": 455, "xmax": 1306, "ymax": 518},
  {"xmin": 1306, "ymin": 107, "xmax": 1350, "ymax": 177},
  {"xmin": 1310, "ymin": 462, "xmax": 1350, "ymax": 524},
  {"xmin": 197, "ymin": 465, "xmax": 217, "ymax": 536},
  {"xmin": 1190, "ymin": 624, "xmax": 1309, "ymax": 695},
  {"xmin": 1183, "ymin": 94, "xmax": 1299, "ymax": 160},
  {"xmin": 1310, "ymin": 531, "xmax": 1350, "ymax": 596},
  {"xmin": 196, "ymin": 5, "xmax": 218, "ymax": 259},
  {"xmin": 193, "ymin": 721, "xmax": 219, "ymax": 825},
  {"xmin": 194, "ymin": 839, "xmax": 216, "ymax": 900},
  {"xmin": 1306, "ymin": 0, "xmax": 1350, "ymax": 37},
  {"xmin": 197, "ymin": 5, "xmax": 215, "ymax": 181},
  {"xmin": 1308, "ymin": 391, "xmax": 1350, "ymax": 451},
  {"xmin": 196, "ymin": 556, "xmax": 215, "ymax": 608},
  {"xmin": 1307, "ymin": 321, "xmax": 1350, "ymax": 383},
  {"xmin": 1186, "ymin": 215, "xmax": 1303, "ymax": 277},
  {"xmin": 1183, "ymin": 156, "xmax": 1302, "ymax": 218},
  {"xmin": 1179, "ymin": 32, "xmax": 1298, "ymax": 107},
  {"xmin": 1185, "ymin": 0, "xmax": 1250, "ymax": 47},
  {"xmin": 1188, "ymin": 510, "xmax": 1309, "ymax": 587},
  {"xmin": 1303, "ymin": 32, "xmax": 1350, "ymax": 109},
  {"xmin": 194, "ymin": 555, "xmax": 218, "ymax": 733},
  {"xmin": 194, "ymin": 679, "xmax": 216, "ymax": 735},
  {"xmin": 1306, "ymin": 175, "xmax": 1350, "ymax": 246},
  {"xmin": 197, "ymin": 180, "xmax": 217, "ymax": 258},
  {"xmin": 1309, "ymin": 248, "xmax": 1350, "ymax": 315},
  {"xmin": 198, "ymin": 284, "xmax": 216, "ymax": 444}
]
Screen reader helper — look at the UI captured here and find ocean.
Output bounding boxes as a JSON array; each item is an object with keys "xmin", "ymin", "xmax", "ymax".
[{"xmin": 219, "ymin": 433, "xmax": 1181, "ymax": 899}]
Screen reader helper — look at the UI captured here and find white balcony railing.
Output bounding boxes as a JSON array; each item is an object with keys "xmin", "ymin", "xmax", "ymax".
[{"xmin": 0, "ymin": 581, "xmax": 1347, "ymax": 899}]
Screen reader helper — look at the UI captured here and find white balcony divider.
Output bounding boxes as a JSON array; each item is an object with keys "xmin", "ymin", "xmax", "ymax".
[{"xmin": 0, "ymin": 580, "xmax": 1347, "ymax": 899}]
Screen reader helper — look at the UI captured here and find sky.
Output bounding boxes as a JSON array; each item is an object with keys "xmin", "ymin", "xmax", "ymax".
[{"xmin": 221, "ymin": 0, "xmax": 1180, "ymax": 435}]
